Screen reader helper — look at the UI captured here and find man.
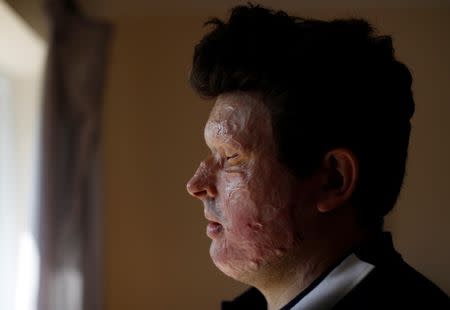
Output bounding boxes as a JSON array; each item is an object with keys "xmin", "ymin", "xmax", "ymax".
[{"xmin": 186, "ymin": 4, "xmax": 448, "ymax": 310}]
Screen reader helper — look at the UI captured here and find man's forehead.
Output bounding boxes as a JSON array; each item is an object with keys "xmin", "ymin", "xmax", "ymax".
[
  {"xmin": 203, "ymin": 92, "xmax": 273, "ymax": 149},
  {"xmin": 209, "ymin": 92, "xmax": 255, "ymax": 122},
  {"xmin": 204, "ymin": 94, "xmax": 253, "ymax": 146}
]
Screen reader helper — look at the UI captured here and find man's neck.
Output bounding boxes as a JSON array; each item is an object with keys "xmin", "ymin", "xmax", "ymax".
[{"xmin": 255, "ymin": 226, "xmax": 366, "ymax": 310}]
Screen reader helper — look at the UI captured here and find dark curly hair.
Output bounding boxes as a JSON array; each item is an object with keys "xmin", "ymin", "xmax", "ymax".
[{"xmin": 189, "ymin": 4, "xmax": 415, "ymax": 231}]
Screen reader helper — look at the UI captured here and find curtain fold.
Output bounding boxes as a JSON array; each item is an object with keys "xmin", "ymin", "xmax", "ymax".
[{"xmin": 37, "ymin": 1, "xmax": 112, "ymax": 309}]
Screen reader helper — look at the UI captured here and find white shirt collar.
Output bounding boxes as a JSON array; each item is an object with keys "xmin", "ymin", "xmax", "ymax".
[{"xmin": 289, "ymin": 254, "xmax": 375, "ymax": 310}]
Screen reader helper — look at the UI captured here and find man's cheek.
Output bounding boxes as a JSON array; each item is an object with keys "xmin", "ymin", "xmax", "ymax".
[
  {"xmin": 221, "ymin": 183, "xmax": 284, "ymax": 236},
  {"xmin": 226, "ymin": 190, "xmax": 261, "ymax": 224},
  {"xmin": 227, "ymin": 209, "xmax": 259, "ymax": 236}
]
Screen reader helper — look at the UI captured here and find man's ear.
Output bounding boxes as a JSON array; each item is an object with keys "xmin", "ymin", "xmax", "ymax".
[{"xmin": 317, "ymin": 148, "xmax": 359, "ymax": 213}]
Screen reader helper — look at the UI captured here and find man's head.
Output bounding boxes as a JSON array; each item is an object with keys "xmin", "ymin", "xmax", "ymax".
[
  {"xmin": 187, "ymin": 92, "xmax": 301, "ymax": 281},
  {"xmin": 186, "ymin": 4, "xmax": 414, "ymax": 283}
]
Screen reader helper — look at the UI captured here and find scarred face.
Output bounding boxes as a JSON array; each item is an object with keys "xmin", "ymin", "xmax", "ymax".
[{"xmin": 187, "ymin": 92, "xmax": 309, "ymax": 282}]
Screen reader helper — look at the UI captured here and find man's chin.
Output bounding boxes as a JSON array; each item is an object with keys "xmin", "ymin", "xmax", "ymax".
[{"xmin": 209, "ymin": 241, "xmax": 262, "ymax": 283}]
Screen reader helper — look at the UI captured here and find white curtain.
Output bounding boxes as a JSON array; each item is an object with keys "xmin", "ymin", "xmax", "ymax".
[{"xmin": 37, "ymin": 1, "xmax": 112, "ymax": 309}]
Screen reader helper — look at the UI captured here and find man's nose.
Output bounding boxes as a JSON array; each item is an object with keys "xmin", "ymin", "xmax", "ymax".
[{"xmin": 186, "ymin": 162, "xmax": 217, "ymax": 200}]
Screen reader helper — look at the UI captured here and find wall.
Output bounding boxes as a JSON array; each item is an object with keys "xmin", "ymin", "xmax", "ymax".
[
  {"xmin": 101, "ymin": 9, "xmax": 450, "ymax": 309},
  {"xmin": 102, "ymin": 16, "xmax": 247, "ymax": 310}
]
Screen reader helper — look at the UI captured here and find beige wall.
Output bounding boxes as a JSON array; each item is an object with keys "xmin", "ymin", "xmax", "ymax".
[
  {"xmin": 102, "ymin": 9, "xmax": 450, "ymax": 309},
  {"xmin": 102, "ymin": 16, "xmax": 247, "ymax": 310}
]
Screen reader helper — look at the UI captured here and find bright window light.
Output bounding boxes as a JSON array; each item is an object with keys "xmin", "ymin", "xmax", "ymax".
[{"xmin": 0, "ymin": 1, "xmax": 46, "ymax": 310}]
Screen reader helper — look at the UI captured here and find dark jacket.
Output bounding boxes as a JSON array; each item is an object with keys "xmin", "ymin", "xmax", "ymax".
[{"xmin": 222, "ymin": 232, "xmax": 449, "ymax": 309}]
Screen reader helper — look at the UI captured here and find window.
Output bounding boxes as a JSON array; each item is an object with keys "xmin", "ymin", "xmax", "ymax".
[{"xmin": 0, "ymin": 1, "xmax": 46, "ymax": 310}]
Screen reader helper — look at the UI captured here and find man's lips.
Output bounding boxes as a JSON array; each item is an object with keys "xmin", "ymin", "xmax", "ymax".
[
  {"xmin": 206, "ymin": 221, "xmax": 223, "ymax": 238},
  {"xmin": 204, "ymin": 209, "xmax": 224, "ymax": 238}
]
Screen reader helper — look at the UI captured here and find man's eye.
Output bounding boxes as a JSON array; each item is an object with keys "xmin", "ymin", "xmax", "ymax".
[{"xmin": 226, "ymin": 153, "xmax": 239, "ymax": 161}]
